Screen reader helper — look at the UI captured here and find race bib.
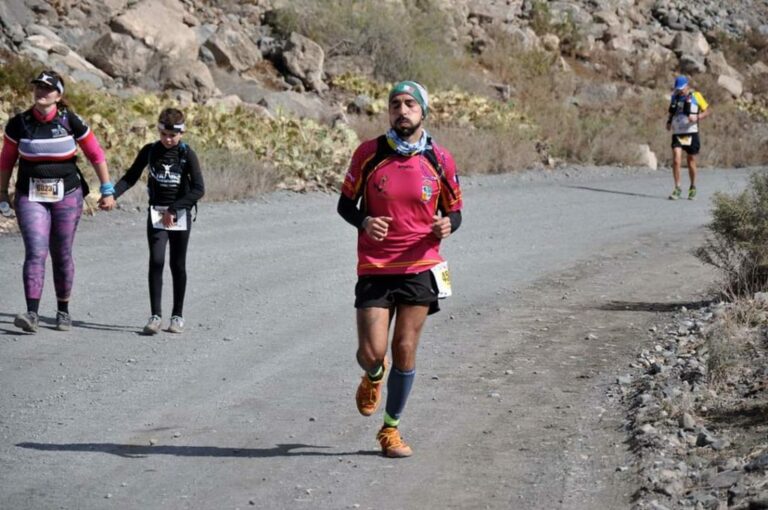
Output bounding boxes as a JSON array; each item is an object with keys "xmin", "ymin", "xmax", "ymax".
[
  {"xmin": 676, "ymin": 136, "xmax": 692, "ymax": 146},
  {"xmin": 430, "ymin": 261, "xmax": 452, "ymax": 299},
  {"xmin": 150, "ymin": 206, "xmax": 187, "ymax": 231},
  {"xmin": 29, "ymin": 178, "xmax": 64, "ymax": 203}
]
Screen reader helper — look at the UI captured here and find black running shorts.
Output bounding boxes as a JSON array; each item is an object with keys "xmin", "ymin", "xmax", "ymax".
[
  {"xmin": 355, "ymin": 270, "xmax": 439, "ymax": 315},
  {"xmin": 671, "ymin": 133, "xmax": 701, "ymax": 155}
]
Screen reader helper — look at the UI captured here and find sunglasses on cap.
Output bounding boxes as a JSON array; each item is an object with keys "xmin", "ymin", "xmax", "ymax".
[{"xmin": 30, "ymin": 72, "xmax": 64, "ymax": 94}]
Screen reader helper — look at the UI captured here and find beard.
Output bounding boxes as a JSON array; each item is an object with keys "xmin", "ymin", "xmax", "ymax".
[{"xmin": 392, "ymin": 117, "xmax": 422, "ymax": 138}]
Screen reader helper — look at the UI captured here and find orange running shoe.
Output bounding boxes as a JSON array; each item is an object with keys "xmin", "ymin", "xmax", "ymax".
[
  {"xmin": 355, "ymin": 357, "xmax": 388, "ymax": 416},
  {"xmin": 376, "ymin": 426, "xmax": 413, "ymax": 458}
]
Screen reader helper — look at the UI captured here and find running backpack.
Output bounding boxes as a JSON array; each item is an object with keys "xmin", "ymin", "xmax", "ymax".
[
  {"xmin": 148, "ymin": 141, "xmax": 198, "ymax": 219},
  {"xmin": 360, "ymin": 134, "xmax": 457, "ymax": 213}
]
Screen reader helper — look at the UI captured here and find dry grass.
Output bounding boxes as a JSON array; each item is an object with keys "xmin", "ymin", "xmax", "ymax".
[
  {"xmin": 197, "ymin": 149, "xmax": 279, "ymax": 201},
  {"xmin": 111, "ymin": 149, "xmax": 279, "ymax": 209},
  {"xmin": 705, "ymin": 299, "xmax": 766, "ymax": 385},
  {"xmin": 348, "ymin": 114, "xmax": 540, "ymax": 174}
]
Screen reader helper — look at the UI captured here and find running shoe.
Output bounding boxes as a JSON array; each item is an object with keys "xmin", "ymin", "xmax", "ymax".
[
  {"xmin": 168, "ymin": 315, "xmax": 184, "ymax": 334},
  {"xmin": 668, "ymin": 187, "xmax": 682, "ymax": 200},
  {"xmin": 688, "ymin": 187, "xmax": 697, "ymax": 200},
  {"xmin": 143, "ymin": 315, "xmax": 162, "ymax": 335},
  {"xmin": 14, "ymin": 311, "xmax": 39, "ymax": 333},
  {"xmin": 356, "ymin": 357, "xmax": 388, "ymax": 416},
  {"xmin": 376, "ymin": 426, "xmax": 413, "ymax": 458},
  {"xmin": 55, "ymin": 311, "xmax": 72, "ymax": 331}
]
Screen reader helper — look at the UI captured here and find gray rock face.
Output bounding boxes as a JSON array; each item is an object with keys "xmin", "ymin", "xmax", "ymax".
[
  {"xmin": 281, "ymin": 32, "xmax": 327, "ymax": 94},
  {"xmin": 111, "ymin": 0, "xmax": 199, "ymax": 60},
  {"xmin": 1, "ymin": 0, "xmax": 766, "ymax": 116},
  {"xmin": 85, "ymin": 32, "xmax": 153, "ymax": 80},
  {"xmin": 204, "ymin": 23, "xmax": 262, "ymax": 72}
]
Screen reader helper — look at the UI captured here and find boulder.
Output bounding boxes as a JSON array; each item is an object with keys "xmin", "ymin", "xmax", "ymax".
[
  {"xmin": 632, "ymin": 144, "xmax": 658, "ymax": 170},
  {"xmin": 671, "ymin": 31, "xmax": 710, "ymax": 58},
  {"xmin": 679, "ymin": 54, "xmax": 707, "ymax": 74},
  {"xmin": 19, "ymin": 34, "xmax": 111, "ymax": 86},
  {"xmin": 749, "ymin": 61, "xmax": 768, "ymax": 76},
  {"xmin": 706, "ymin": 51, "xmax": 743, "ymax": 81},
  {"xmin": 158, "ymin": 59, "xmax": 219, "ymax": 101},
  {"xmin": 204, "ymin": 23, "xmax": 262, "ymax": 72},
  {"xmin": 608, "ymin": 34, "xmax": 634, "ymax": 53},
  {"xmin": 501, "ymin": 26, "xmax": 541, "ymax": 51},
  {"xmin": 84, "ymin": 32, "xmax": 153, "ymax": 79},
  {"xmin": 111, "ymin": 0, "xmax": 199, "ymax": 60},
  {"xmin": 281, "ymin": 32, "xmax": 327, "ymax": 93},
  {"xmin": 717, "ymin": 74, "xmax": 743, "ymax": 98},
  {"xmin": 572, "ymin": 82, "xmax": 619, "ymax": 108},
  {"xmin": 0, "ymin": 0, "xmax": 34, "ymax": 30}
]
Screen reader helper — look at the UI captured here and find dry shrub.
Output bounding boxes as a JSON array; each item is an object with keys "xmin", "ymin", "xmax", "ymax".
[
  {"xmin": 113, "ymin": 150, "xmax": 279, "ymax": 208},
  {"xmin": 198, "ymin": 149, "xmax": 279, "ymax": 201},
  {"xmin": 711, "ymin": 29, "xmax": 768, "ymax": 71},
  {"xmin": 696, "ymin": 172, "xmax": 768, "ymax": 297},
  {"xmin": 706, "ymin": 299, "xmax": 765, "ymax": 385},
  {"xmin": 706, "ymin": 319, "xmax": 741, "ymax": 385},
  {"xmin": 429, "ymin": 125, "xmax": 539, "ymax": 173},
  {"xmin": 693, "ymin": 102, "xmax": 768, "ymax": 168},
  {"xmin": 348, "ymin": 114, "xmax": 539, "ymax": 173}
]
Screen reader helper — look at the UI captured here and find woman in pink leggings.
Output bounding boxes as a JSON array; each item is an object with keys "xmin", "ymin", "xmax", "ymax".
[{"xmin": 0, "ymin": 71, "xmax": 115, "ymax": 333}]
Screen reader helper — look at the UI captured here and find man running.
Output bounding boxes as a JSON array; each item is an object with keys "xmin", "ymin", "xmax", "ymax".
[
  {"xmin": 666, "ymin": 75, "xmax": 712, "ymax": 200},
  {"xmin": 337, "ymin": 81, "xmax": 463, "ymax": 457}
]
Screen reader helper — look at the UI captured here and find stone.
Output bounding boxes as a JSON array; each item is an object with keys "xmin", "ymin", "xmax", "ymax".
[
  {"xmin": 282, "ymin": 32, "xmax": 327, "ymax": 93},
  {"xmin": 717, "ymin": 75, "xmax": 743, "ymax": 98},
  {"xmin": 679, "ymin": 412, "xmax": 696, "ymax": 430}
]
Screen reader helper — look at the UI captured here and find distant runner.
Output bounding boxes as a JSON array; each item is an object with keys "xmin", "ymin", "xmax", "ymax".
[
  {"xmin": 102, "ymin": 108, "xmax": 204, "ymax": 335},
  {"xmin": 0, "ymin": 70, "xmax": 115, "ymax": 333},
  {"xmin": 337, "ymin": 81, "xmax": 463, "ymax": 457},
  {"xmin": 666, "ymin": 75, "xmax": 712, "ymax": 200}
]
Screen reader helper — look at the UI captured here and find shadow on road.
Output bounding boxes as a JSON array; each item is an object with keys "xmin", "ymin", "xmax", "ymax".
[
  {"xmin": 0, "ymin": 312, "xmax": 136, "ymax": 333},
  {"xmin": 705, "ymin": 402, "xmax": 768, "ymax": 429},
  {"xmin": 562, "ymin": 184, "xmax": 664, "ymax": 199},
  {"xmin": 16, "ymin": 442, "xmax": 379, "ymax": 458},
  {"xmin": 595, "ymin": 299, "xmax": 713, "ymax": 312}
]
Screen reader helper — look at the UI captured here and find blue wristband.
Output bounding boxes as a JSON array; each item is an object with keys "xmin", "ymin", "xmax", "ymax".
[{"xmin": 100, "ymin": 182, "xmax": 115, "ymax": 196}]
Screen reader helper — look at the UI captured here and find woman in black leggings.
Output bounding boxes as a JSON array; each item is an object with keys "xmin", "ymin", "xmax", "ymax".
[{"xmin": 102, "ymin": 108, "xmax": 204, "ymax": 334}]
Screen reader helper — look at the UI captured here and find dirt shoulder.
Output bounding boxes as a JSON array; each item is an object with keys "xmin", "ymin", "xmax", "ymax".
[{"xmin": 418, "ymin": 226, "xmax": 717, "ymax": 509}]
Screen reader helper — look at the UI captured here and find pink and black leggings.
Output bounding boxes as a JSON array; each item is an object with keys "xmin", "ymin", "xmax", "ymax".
[{"xmin": 15, "ymin": 188, "xmax": 83, "ymax": 313}]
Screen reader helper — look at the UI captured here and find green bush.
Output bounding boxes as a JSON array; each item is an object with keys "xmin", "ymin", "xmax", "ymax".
[{"xmin": 695, "ymin": 172, "xmax": 768, "ymax": 296}]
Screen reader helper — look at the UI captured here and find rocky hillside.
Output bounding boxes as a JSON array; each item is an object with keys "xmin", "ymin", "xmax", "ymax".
[{"xmin": 1, "ymin": 0, "xmax": 766, "ymax": 119}]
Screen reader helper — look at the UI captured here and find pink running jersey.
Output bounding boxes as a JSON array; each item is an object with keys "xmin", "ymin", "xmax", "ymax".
[{"xmin": 342, "ymin": 137, "xmax": 463, "ymax": 276}]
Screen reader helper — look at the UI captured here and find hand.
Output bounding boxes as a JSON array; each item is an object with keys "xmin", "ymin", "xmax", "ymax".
[
  {"xmin": 431, "ymin": 215, "xmax": 451, "ymax": 239},
  {"xmin": 364, "ymin": 216, "xmax": 392, "ymax": 241},
  {"xmin": 665, "ymin": 122, "xmax": 671, "ymax": 131},
  {"xmin": 162, "ymin": 210, "xmax": 177, "ymax": 228},
  {"xmin": 98, "ymin": 195, "xmax": 116, "ymax": 211},
  {"xmin": 688, "ymin": 114, "xmax": 699, "ymax": 122}
]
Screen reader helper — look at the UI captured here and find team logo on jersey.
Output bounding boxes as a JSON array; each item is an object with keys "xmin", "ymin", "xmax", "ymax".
[
  {"xmin": 50, "ymin": 125, "xmax": 69, "ymax": 138},
  {"xmin": 374, "ymin": 175, "xmax": 388, "ymax": 193},
  {"xmin": 421, "ymin": 182, "xmax": 433, "ymax": 202}
]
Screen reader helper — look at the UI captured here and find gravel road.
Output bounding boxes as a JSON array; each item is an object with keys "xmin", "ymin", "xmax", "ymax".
[{"xmin": 0, "ymin": 166, "xmax": 757, "ymax": 509}]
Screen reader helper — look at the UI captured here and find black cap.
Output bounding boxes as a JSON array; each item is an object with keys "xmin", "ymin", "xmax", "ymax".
[{"xmin": 30, "ymin": 71, "xmax": 64, "ymax": 94}]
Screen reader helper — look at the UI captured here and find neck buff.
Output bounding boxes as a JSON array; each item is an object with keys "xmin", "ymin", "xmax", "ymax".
[{"xmin": 386, "ymin": 128, "xmax": 429, "ymax": 156}]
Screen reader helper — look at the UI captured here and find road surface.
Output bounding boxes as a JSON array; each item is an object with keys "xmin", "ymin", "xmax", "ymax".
[{"xmin": 0, "ymin": 166, "xmax": 756, "ymax": 509}]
